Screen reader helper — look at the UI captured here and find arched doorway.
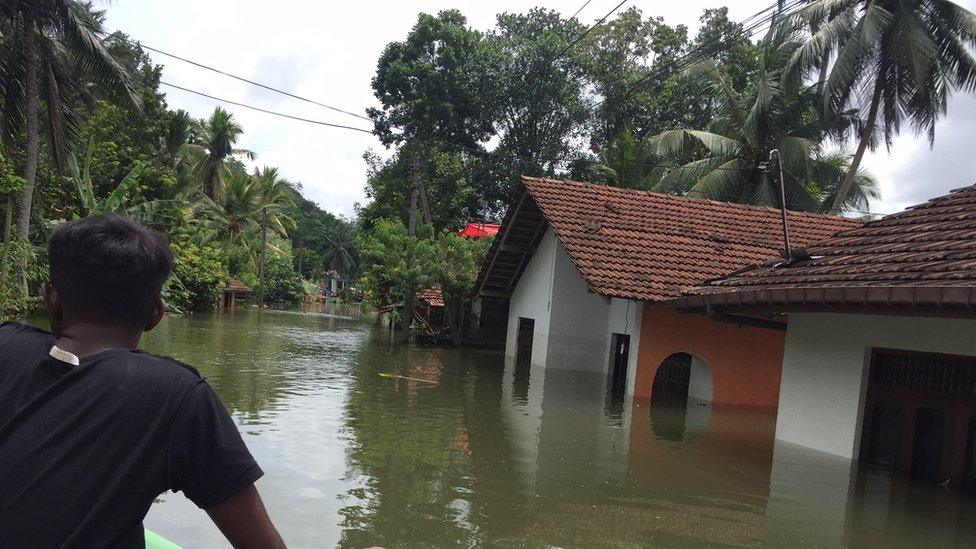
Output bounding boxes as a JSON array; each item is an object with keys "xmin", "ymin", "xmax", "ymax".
[{"xmin": 650, "ymin": 353, "xmax": 713, "ymax": 441}]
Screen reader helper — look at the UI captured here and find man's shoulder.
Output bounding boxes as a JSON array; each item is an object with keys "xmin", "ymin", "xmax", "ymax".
[
  {"xmin": 98, "ymin": 349, "xmax": 205, "ymax": 391},
  {"xmin": 0, "ymin": 321, "xmax": 52, "ymax": 348},
  {"xmin": 131, "ymin": 350, "xmax": 203, "ymax": 378},
  {"xmin": 0, "ymin": 321, "xmax": 50, "ymax": 338}
]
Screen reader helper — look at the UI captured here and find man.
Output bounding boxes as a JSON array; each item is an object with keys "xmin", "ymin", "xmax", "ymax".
[{"xmin": 0, "ymin": 214, "xmax": 285, "ymax": 548}]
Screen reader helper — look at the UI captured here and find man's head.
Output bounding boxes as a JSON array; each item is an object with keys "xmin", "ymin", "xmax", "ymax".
[{"xmin": 45, "ymin": 214, "xmax": 173, "ymax": 333}]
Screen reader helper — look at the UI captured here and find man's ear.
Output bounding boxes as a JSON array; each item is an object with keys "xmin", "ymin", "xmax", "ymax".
[
  {"xmin": 144, "ymin": 298, "xmax": 165, "ymax": 333},
  {"xmin": 42, "ymin": 283, "xmax": 63, "ymax": 325}
]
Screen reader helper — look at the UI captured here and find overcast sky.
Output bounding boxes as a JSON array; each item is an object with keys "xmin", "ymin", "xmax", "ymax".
[{"xmin": 104, "ymin": 0, "xmax": 976, "ymax": 218}]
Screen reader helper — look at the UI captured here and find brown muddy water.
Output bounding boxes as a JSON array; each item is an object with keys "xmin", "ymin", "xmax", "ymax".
[{"xmin": 30, "ymin": 308, "xmax": 976, "ymax": 547}]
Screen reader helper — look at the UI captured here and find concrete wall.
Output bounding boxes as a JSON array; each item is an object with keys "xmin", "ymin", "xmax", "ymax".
[
  {"xmin": 688, "ymin": 355, "xmax": 714, "ymax": 402},
  {"xmin": 634, "ymin": 304, "xmax": 786, "ymax": 407},
  {"xmin": 777, "ymin": 313, "xmax": 976, "ymax": 459},
  {"xmin": 606, "ymin": 298, "xmax": 643, "ymax": 395},
  {"xmin": 505, "ymin": 230, "xmax": 557, "ymax": 366},
  {"xmin": 503, "ymin": 232, "xmax": 643, "ymax": 395},
  {"xmin": 547, "ymin": 242, "xmax": 610, "ymax": 371}
]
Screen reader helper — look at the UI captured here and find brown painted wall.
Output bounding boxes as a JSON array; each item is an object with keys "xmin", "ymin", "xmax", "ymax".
[{"xmin": 634, "ymin": 304, "xmax": 786, "ymax": 408}]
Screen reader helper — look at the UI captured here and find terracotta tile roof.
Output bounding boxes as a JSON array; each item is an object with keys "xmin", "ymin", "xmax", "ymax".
[
  {"xmin": 378, "ymin": 287, "xmax": 445, "ymax": 313},
  {"xmin": 680, "ymin": 183, "xmax": 976, "ymax": 306},
  {"xmin": 418, "ymin": 287, "xmax": 445, "ymax": 308},
  {"xmin": 222, "ymin": 278, "xmax": 251, "ymax": 292},
  {"xmin": 479, "ymin": 176, "xmax": 860, "ymax": 302}
]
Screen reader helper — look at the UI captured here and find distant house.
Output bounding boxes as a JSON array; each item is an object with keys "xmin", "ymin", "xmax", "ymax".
[
  {"xmin": 672, "ymin": 184, "xmax": 976, "ymax": 484},
  {"xmin": 378, "ymin": 287, "xmax": 447, "ymax": 337},
  {"xmin": 220, "ymin": 278, "xmax": 251, "ymax": 310},
  {"xmin": 324, "ymin": 270, "xmax": 344, "ymax": 296},
  {"xmin": 475, "ymin": 176, "xmax": 857, "ymax": 403},
  {"xmin": 458, "ymin": 221, "xmax": 501, "ymax": 238}
]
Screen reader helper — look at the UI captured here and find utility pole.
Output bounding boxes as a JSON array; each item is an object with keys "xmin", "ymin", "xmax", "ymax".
[
  {"xmin": 767, "ymin": 150, "xmax": 792, "ymax": 261},
  {"xmin": 402, "ymin": 148, "xmax": 420, "ymax": 343}
]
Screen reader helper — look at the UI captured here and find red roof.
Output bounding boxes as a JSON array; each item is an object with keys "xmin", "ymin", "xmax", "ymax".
[
  {"xmin": 674, "ymin": 183, "xmax": 976, "ymax": 312},
  {"xmin": 458, "ymin": 222, "xmax": 500, "ymax": 238},
  {"xmin": 477, "ymin": 176, "xmax": 861, "ymax": 302}
]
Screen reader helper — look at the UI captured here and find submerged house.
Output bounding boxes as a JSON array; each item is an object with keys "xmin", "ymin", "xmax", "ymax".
[
  {"xmin": 475, "ymin": 176, "xmax": 857, "ymax": 404},
  {"xmin": 672, "ymin": 184, "xmax": 976, "ymax": 486}
]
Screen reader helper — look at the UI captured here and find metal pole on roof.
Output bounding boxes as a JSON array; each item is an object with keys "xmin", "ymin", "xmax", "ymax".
[{"xmin": 769, "ymin": 149, "xmax": 793, "ymax": 261}]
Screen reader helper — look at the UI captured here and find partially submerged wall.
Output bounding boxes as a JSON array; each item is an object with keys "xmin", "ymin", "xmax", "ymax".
[
  {"xmin": 505, "ymin": 230, "xmax": 556, "ymax": 366},
  {"xmin": 547, "ymin": 241, "xmax": 610, "ymax": 371},
  {"xmin": 634, "ymin": 304, "xmax": 786, "ymax": 407},
  {"xmin": 777, "ymin": 313, "xmax": 976, "ymax": 459}
]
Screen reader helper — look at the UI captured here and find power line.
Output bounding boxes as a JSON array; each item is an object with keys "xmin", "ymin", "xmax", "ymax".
[
  {"xmin": 159, "ymin": 82, "xmax": 374, "ymax": 134},
  {"xmin": 557, "ymin": 0, "xmax": 629, "ymax": 57},
  {"xmin": 118, "ymin": 0, "xmax": 880, "ymax": 215},
  {"xmin": 591, "ymin": 0, "xmax": 806, "ymax": 109},
  {"xmin": 567, "ymin": 0, "xmax": 595, "ymax": 22},
  {"xmin": 99, "ymin": 31, "xmax": 374, "ymax": 123}
]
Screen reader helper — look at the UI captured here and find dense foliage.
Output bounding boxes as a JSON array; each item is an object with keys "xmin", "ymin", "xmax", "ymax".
[
  {"xmin": 0, "ymin": 3, "xmax": 358, "ymax": 318},
  {"xmin": 358, "ymin": 220, "xmax": 490, "ymax": 343}
]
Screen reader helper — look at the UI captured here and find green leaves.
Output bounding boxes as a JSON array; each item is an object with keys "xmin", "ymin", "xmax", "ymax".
[
  {"xmin": 358, "ymin": 218, "xmax": 489, "ymax": 311},
  {"xmin": 100, "ymin": 162, "xmax": 144, "ymax": 214}
]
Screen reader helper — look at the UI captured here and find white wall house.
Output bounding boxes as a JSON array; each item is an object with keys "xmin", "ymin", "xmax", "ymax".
[
  {"xmin": 777, "ymin": 313, "xmax": 976, "ymax": 459},
  {"xmin": 504, "ymin": 229, "xmax": 643, "ymax": 392}
]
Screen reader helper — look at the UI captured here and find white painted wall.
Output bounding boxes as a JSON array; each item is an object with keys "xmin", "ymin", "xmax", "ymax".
[
  {"xmin": 606, "ymin": 298, "xmax": 643, "ymax": 395},
  {"xmin": 504, "ymin": 231, "xmax": 646, "ymax": 394},
  {"xmin": 547, "ymin": 242, "xmax": 611, "ymax": 371},
  {"xmin": 688, "ymin": 355, "xmax": 714, "ymax": 402},
  {"xmin": 505, "ymin": 230, "xmax": 556, "ymax": 366},
  {"xmin": 777, "ymin": 313, "xmax": 976, "ymax": 459}
]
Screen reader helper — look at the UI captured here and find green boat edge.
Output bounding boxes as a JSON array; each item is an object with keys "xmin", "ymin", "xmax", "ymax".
[{"xmin": 145, "ymin": 529, "xmax": 181, "ymax": 549}]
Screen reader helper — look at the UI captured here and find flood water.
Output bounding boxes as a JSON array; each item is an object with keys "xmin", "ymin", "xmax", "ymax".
[{"xmin": 67, "ymin": 309, "xmax": 976, "ymax": 546}]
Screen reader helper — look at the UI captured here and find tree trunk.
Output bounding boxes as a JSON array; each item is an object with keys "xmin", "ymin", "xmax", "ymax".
[
  {"xmin": 17, "ymin": 20, "xmax": 39, "ymax": 293},
  {"xmin": 830, "ymin": 81, "xmax": 884, "ymax": 214},
  {"xmin": 1, "ymin": 196, "xmax": 13, "ymax": 316},
  {"xmin": 258, "ymin": 213, "xmax": 267, "ymax": 307},
  {"xmin": 402, "ymin": 149, "xmax": 420, "ymax": 343}
]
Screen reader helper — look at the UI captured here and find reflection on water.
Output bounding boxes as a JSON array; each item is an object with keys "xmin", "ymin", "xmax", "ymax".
[{"xmin": 35, "ymin": 308, "xmax": 974, "ymax": 547}]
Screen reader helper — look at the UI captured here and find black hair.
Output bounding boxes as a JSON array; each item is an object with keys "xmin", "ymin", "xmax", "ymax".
[{"xmin": 48, "ymin": 214, "xmax": 173, "ymax": 327}]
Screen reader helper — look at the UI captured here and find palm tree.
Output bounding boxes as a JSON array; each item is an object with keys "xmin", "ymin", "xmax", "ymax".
[
  {"xmin": 194, "ymin": 170, "xmax": 261, "ymax": 248},
  {"xmin": 811, "ymin": 152, "xmax": 880, "ymax": 214},
  {"xmin": 0, "ymin": 0, "xmax": 138, "ymax": 288},
  {"xmin": 786, "ymin": 0, "xmax": 976, "ymax": 213},
  {"xmin": 182, "ymin": 107, "xmax": 254, "ymax": 198},
  {"xmin": 594, "ymin": 128, "xmax": 664, "ymax": 190},
  {"xmin": 252, "ymin": 167, "xmax": 295, "ymax": 306},
  {"xmin": 323, "ymin": 221, "xmax": 357, "ymax": 277},
  {"xmin": 650, "ymin": 26, "xmax": 873, "ymax": 212},
  {"xmin": 160, "ymin": 109, "xmax": 197, "ymax": 193}
]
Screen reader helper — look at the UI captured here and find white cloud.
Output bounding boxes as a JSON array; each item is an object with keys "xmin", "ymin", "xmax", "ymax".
[{"xmin": 105, "ymin": 0, "xmax": 976, "ymax": 218}]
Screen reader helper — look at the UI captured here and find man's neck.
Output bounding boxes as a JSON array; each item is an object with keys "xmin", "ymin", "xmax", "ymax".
[{"xmin": 54, "ymin": 324, "xmax": 142, "ymax": 359}]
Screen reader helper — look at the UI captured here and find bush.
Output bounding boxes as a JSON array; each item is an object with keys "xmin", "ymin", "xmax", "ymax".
[
  {"xmin": 168, "ymin": 240, "xmax": 226, "ymax": 312},
  {"xmin": 0, "ymin": 239, "xmax": 45, "ymax": 319},
  {"xmin": 261, "ymin": 253, "xmax": 306, "ymax": 304}
]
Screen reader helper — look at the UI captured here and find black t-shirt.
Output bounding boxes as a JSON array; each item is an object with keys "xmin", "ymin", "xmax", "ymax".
[{"xmin": 0, "ymin": 322, "xmax": 263, "ymax": 548}]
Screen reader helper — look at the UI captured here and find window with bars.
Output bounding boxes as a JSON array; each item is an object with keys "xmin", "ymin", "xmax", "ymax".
[{"xmin": 871, "ymin": 351, "xmax": 976, "ymax": 397}]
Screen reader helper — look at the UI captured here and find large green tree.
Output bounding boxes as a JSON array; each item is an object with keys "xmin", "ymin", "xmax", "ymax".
[
  {"xmin": 368, "ymin": 10, "xmax": 496, "ymax": 150},
  {"xmin": 358, "ymin": 144, "xmax": 477, "ymax": 232},
  {"xmin": 481, "ymin": 9, "xmax": 589, "ymax": 186},
  {"xmin": 787, "ymin": 0, "xmax": 976, "ymax": 213},
  {"xmin": 0, "ymin": 0, "xmax": 137, "ymax": 288}
]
